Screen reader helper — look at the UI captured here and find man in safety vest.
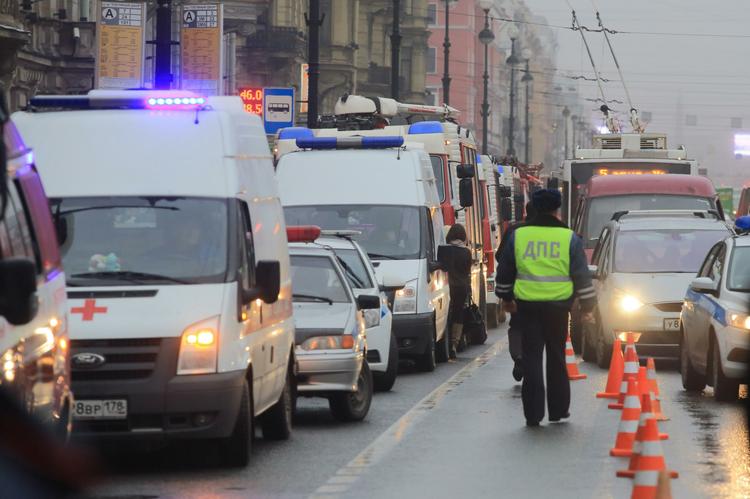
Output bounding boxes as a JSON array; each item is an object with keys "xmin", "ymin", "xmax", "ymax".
[{"xmin": 496, "ymin": 189, "xmax": 596, "ymax": 426}]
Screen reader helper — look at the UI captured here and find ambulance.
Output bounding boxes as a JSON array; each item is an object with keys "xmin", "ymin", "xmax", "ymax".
[{"xmin": 13, "ymin": 90, "xmax": 295, "ymax": 466}]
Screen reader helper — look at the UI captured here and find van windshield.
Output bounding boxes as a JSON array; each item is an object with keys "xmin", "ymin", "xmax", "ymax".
[
  {"xmin": 285, "ymin": 205, "xmax": 422, "ymax": 260},
  {"xmin": 51, "ymin": 196, "xmax": 228, "ymax": 286},
  {"xmin": 614, "ymin": 229, "xmax": 727, "ymax": 274},
  {"xmin": 585, "ymin": 195, "xmax": 714, "ymax": 248}
]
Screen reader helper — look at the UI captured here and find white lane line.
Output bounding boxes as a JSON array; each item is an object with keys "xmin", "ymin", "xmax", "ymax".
[{"xmin": 309, "ymin": 338, "xmax": 505, "ymax": 499}]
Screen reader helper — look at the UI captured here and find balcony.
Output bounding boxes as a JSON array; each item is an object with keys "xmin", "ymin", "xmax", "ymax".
[{"xmin": 245, "ymin": 26, "xmax": 306, "ymax": 54}]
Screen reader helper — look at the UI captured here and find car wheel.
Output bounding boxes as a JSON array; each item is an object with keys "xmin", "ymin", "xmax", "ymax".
[
  {"xmin": 260, "ymin": 365, "xmax": 294, "ymax": 440},
  {"xmin": 680, "ymin": 329, "xmax": 706, "ymax": 392},
  {"xmin": 711, "ymin": 336, "xmax": 739, "ymax": 402},
  {"xmin": 570, "ymin": 312, "xmax": 583, "ymax": 354},
  {"xmin": 220, "ymin": 377, "xmax": 253, "ymax": 467},
  {"xmin": 581, "ymin": 321, "xmax": 596, "ymax": 363},
  {"xmin": 374, "ymin": 332, "xmax": 399, "ymax": 392},
  {"xmin": 595, "ymin": 320, "xmax": 612, "ymax": 369},
  {"xmin": 330, "ymin": 361, "xmax": 373, "ymax": 422},
  {"xmin": 418, "ymin": 318, "xmax": 437, "ymax": 371}
]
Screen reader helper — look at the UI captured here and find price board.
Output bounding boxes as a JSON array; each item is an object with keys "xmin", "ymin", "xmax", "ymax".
[
  {"xmin": 95, "ymin": 1, "xmax": 146, "ymax": 89},
  {"xmin": 239, "ymin": 87, "xmax": 263, "ymax": 115},
  {"xmin": 180, "ymin": 4, "xmax": 223, "ymax": 95}
]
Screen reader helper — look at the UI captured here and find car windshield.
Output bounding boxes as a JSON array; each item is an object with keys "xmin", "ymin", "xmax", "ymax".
[
  {"xmin": 335, "ymin": 248, "xmax": 374, "ymax": 289},
  {"xmin": 51, "ymin": 196, "xmax": 228, "ymax": 286},
  {"xmin": 284, "ymin": 205, "xmax": 422, "ymax": 260},
  {"xmin": 585, "ymin": 195, "xmax": 714, "ymax": 248},
  {"xmin": 614, "ymin": 229, "xmax": 728, "ymax": 273},
  {"xmin": 728, "ymin": 246, "xmax": 750, "ymax": 291},
  {"xmin": 290, "ymin": 255, "xmax": 350, "ymax": 303}
]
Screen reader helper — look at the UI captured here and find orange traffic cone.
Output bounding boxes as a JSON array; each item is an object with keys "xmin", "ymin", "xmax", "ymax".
[
  {"xmin": 597, "ymin": 338, "xmax": 623, "ymax": 399},
  {"xmin": 647, "ymin": 358, "xmax": 669, "ymax": 421},
  {"xmin": 611, "ymin": 377, "xmax": 641, "ymax": 457},
  {"xmin": 566, "ymin": 333, "xmax": 587, "ymax": 380},
  {"xmin": 630, "ymin": 420, "xmax": 679, "ymax": 498},
  {"xmin": 609, "ymin": 334, "xmax": 639, "ymax": 410},
  {"xmin": 618, "ymin": 393, "xmax": 673, "ymax": 478}
]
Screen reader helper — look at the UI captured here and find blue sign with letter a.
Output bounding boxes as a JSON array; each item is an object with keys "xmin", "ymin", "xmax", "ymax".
[{"xmin": 263, "ymin": 87, "xmax": 295, "ymax": 134}]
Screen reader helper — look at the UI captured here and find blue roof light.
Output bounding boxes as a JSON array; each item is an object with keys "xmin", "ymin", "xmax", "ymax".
[
  {"xmin": 361, "ymin": 136, "xmax": 404, "ymax": 148},
  {"xmin": 296, "ymin": 136, "xmax": 404, "ymax": 150},
  {"xmin": 497, "ymin": 165, "xmax": 504, "ymax": 174},
  {"xmin": 279, "ymin": 127, "xmax": 315, "ymax": 140},
  {"xmin": 296, "ymin": 137, "xmax": 338, "ymax": 149},
  {"xmin": 408, "ymin": 121, "xmax": 443, "ymax": 135},
  {"xmin": 736, "ymin": 215, "xmax": 750, "ymax": 232}
]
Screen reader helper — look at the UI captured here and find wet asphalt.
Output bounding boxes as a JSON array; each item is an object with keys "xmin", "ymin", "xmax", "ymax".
[{"xmin": 86, "ymin": 325, "xmax": 750, "ymax": 499}]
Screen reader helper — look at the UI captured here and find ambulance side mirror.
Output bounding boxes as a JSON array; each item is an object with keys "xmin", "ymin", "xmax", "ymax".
[
  {"xmin": 498, "ymin": 185, "xmax": 512, "ymax": 198},
  {"xmin": 456, "ymin": 164, "xmax": 475, "ymax": 179},
  {"xmin": 0, "ymin": 258, "xmax": 38, "ymax": 325},
  {"xmin": 459, "ymin": 178, "xmax": 474, "ymax": 207},
  {"xmin": 241, "ymin": 260, "xmax": 280, "ymax": 304}
]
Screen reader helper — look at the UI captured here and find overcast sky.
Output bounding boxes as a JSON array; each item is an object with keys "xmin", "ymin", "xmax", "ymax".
[{"xmin": 522, "ymin": 0, "xmax": 750, "ymax": 184}]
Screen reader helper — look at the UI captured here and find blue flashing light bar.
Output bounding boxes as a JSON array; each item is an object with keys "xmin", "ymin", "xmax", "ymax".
[
  {"xmin": 735, "ymin": 215, "xmax": 750, "ymax": 232},
  {"xmin": 497, "ymin": 165, "xmax": 504, "ymax": 174},
  {"xmin": 279, "ymin": 127, "xmax": 315, "ymax": 140},
  {"xmin": 296, "ymin": 136, "xmax": 404, "ymax": 150},
  {"xmin": 408, "ymin": 121, "xmax": 443, "ymax": 135},
  {"xmin": 30, "ymin": 92, "xmax": 206, "ymax": 110}
]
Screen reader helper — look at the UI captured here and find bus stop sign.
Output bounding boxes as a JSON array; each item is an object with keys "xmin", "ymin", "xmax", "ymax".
[{"xmin": 263, "ymin": 87, "xmax": 294, "ymax": 134}]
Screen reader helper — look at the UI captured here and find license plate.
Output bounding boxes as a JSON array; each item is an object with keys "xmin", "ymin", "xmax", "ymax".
[
  {"xmin": 73, "ymin": 399, "xmax": 127, "ymax": 420},
  {"xmin": 663, "ymin": 318, "xmax": 681, "ymax": 331}
]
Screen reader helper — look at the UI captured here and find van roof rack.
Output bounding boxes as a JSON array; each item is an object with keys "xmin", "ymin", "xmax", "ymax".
[{"xmin": 611, "ymin": 209, "xmax": 720, "ymax": 222}]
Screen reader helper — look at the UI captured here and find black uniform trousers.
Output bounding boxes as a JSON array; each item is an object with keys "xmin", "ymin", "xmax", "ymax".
[
  {"xmin": 516, "ymin": 301, "xmax": 570, "ymax": 423},
  {"xmin": 507, "ymin": 313, "xmax": 522, "ymax": 362}
]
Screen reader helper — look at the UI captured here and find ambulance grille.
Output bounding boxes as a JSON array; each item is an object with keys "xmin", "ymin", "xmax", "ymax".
[
  {"xmin": 600, "ymin": 137, "xmax": 622, "ymax": 149},
  {"xmin": 70, "ymin": 338, "xmax": 162, "ymax": 381}
]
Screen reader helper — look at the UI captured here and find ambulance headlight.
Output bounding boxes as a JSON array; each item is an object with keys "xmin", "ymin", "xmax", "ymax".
[
  {"xmin": 394, "ymin": 282, "xmax": 417, "ymax": 314},
  {"xmin": 177, "ymin": 316, "xmax": 219, "ymax": 375}
]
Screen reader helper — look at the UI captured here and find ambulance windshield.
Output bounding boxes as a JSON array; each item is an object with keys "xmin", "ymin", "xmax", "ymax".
[
  {"xmin": 285, "ymin": 205, "xmax": 422, "ymax": 260},
  {"xmin": 51, "ymin": 196, "xmax": 228, "ymax": 285}
]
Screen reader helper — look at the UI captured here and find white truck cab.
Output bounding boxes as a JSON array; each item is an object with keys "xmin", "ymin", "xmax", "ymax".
[
  {"xmin": 276, "ymin": 132, "xmax": 450, "ymax": 372},
  {"xmin": 13, "ymin": 90, "xmax": 295, "ymax": 465}
]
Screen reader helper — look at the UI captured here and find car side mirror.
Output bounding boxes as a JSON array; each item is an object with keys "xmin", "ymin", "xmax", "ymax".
[
  {"xmin": 379, "ymin": 273, "xmax": 406, "ymax": 292},
  {"xmin": 428, "ymin": 260, "xmax": 443, "ymax": 273},
  {"xmin": 356, "ymin": 294, "xmax": 380, "ymax": 310},
  {"xmin": 242, "ymin": 260, "xmax": 281, "ymax": 304},
  {"xmin": 54, "ymin": 217, "xmax": 68, "ymax": 246},
  {"xmin": 588, "ymin": 264, "xmax": 598, "ymax": 279},
  {"xmin": 690, "ymin": 276, "xmax": 718, "ymax": 296},
  {"xmin": 0, "ymin": 258, "xmax": 39, "ymax": 325},
  {"xmin": 456, "ymin": 163, "xmax": 475, "ymax": 178},
  {"xmin": 459, "ymin": 178, "xmax": 474, "ymax": 207}
]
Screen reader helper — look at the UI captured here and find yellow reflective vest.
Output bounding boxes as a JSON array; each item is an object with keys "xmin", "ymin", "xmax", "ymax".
[{"xmin": 513, "ymin": 226, "xmax": 574, "ymax": 301}]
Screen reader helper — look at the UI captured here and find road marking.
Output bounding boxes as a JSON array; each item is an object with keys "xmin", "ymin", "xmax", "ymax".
[{"xmin": 309, "ymin": 338, "xmax": 505, "ymax": 499}]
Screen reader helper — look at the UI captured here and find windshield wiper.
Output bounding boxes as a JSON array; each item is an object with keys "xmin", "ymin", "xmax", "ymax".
[
  {"xmin": 70, "ymin": 271, "xmax": 189, "ymax": 284},
  {"xmin": 367, "ymin": 252, "xmax": 399, "ymax": 260},
  {"xmin": 292, "ymin": 293, "xmax": 334, "ymax": 305},
  {"xmin": 336, "ymin": 256, "xmax": 366, "ymax": 288}
]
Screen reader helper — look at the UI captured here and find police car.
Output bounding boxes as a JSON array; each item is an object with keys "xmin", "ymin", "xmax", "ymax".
[
  {"xmin": 288, "ymin": 226, "xmax": 381, "ymax": 421},
  {"xmin": 680, "ymin": 216, "xmax": 750, "ymax": 401}
]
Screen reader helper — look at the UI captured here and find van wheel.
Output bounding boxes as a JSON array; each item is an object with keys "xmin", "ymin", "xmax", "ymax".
[
  {"xmin": 416, "ymin": 320, "xmax": 437, "ymax": 372},
  {"xmin": 680, "ymin": 329, "xmax": 705, "ymax": 392},
  {"xmin": 330, "ymin": 361, "xmax": 373, "ymax": 421},
  {"xmin": 595, "ymin": 321, "xmax": 612, "ymax": 369},
  {"xmin": 711, "ymin": 336, "xmax": 739, "ymax": 401},
  {"xmin": 260, "ymin": 366, "xmax": 294, "ymax": 440},
  {"xmin": 486, "ymin": 303, "xmax": 498, "ymax": 329},
  {"xmin": 221, "ymin": 378, "xmax": 253, "ymax": 467},
  {"xmin": 374, "ymin": 333, "xmax": 398, "ymax": 392},
  {"xmin": 436, "ymin": 318, "xmax": 450, "ymax": 363},
  {"xmin": 581, "ymin": 321, "xmax": 596, "ymax": 363}
]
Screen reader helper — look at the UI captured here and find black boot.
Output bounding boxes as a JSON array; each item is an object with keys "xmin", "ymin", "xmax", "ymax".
[{"xmin": 512, "ymin": 360, "xmax": 523, "ymax": 382}]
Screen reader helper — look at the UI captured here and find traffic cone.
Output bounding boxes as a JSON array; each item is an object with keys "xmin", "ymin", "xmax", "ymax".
[
  {"xmin": 610, "ymin": 377, "xmax": 641, "ymax": 457},
  {"xmin": 609, "ymin": 334, "xmax": 639, "ymax": 410},
  {"xmin": 566, "ymin": 333, "xmax": 587, "ymax": 380},
  {"xmin": 597, "ymin": 338, "xmax": 623, "ymax": 399},
  {"xmin": 647, "ymin": 358, "xmax": 670, "ymax": 421},
  {"xmin": 617, "ymin": 393, "xmax": 672, "ymax": 478},
  {"xmin": 629, "ymin": 420, "xmax": 679, "ymax": 498}
]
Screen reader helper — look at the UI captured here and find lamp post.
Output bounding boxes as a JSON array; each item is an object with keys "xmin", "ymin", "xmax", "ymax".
[
  {"xmin": 390, "ymin": 0, "xmax": 401, "ymax": 99},
  {"xmin": 442, "ymin": 0, "xmax": 454, "ymax": 105},
  {"xmin": 578, "ymin": 117, "xmax": 587, "ymax": 147},
  {"xmin": 562, "ymin": 106, "xmax": 570, "ymax": 159},
  {"xmin": 505, "ymin": 24, "xmax": 520, "ymax": 158},
  {"xmin": 521, "ymin": 49, "xmax": 533, "ymax": 164},
  {"xmin": 478, "ymin": 0, "xmax": 494, "ymax": 155},
  {"xmin": 571, "ymin": 114, "xmax": 578, "ymax": 155}
]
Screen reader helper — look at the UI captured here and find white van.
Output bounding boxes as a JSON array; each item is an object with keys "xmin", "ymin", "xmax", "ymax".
[
  {"xmin": 13, "ymin": 90, "xmax": 295, "ymax": 465},
  {"xmin": 276, "ymin": 132, "xmax": 449, "ymax": 372}
]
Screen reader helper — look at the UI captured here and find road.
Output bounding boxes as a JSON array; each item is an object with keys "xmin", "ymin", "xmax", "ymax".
[{"xmin": 89, "ymin": 325, "xmax": 750, "ymax": 499}]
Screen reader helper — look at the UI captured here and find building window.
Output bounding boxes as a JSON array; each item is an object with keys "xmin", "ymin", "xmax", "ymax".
[
  {"xmin": 427, "ymin": 3, "xmax": 437, "ymax": 25},
  {"xmin": 426, "ymin": 47, "xmax": 436, "ymax": 74},
  {"xmin": 425, "ymin": 88, "xmax": 439, "ymax": 106}
]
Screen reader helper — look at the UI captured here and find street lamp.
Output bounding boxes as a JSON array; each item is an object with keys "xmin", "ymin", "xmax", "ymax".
[
  {"xmin": 571, "ymin": 114, "xmax": 578, "ymax": 154},
  {"xmin": 562, "ymin": 106, "xmax": 570, "ymax": 159},
  {"xmin": 442, "ymin": 0, "xmax": 457, "ymax": 106},
  {"xmin": 506, "ymin": 24, "xmax": 520, "ymax": 158},
  {"xmin": 521, "ymin": 48, "xmax": 533, "ymax": 164},
  {"xmin": 478, "ymin": 0, "xmax": 494, "ymax": 155}
]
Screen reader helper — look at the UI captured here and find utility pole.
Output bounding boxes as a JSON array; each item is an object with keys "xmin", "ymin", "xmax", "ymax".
[
  {"xmin": 306, "ymin": 0, "xmax": 322, "ymax": 128},
  {"xmin": 521, "ymin": 59, "xmax": 533, "ymax": 163},
  {"xmin": 441, "ymin": 0, "xmax": 451, "ymax": 105},
  {"xmin": 478, "ymin": 4, "xmax": 494, "ymax": 155},
  {"xmin": 390, "ymin": 0, "xmax": 401, "ymax": 99},
  {"xmin": 562, "ymin": 106, "xmax": 570, "ymax": 159},
  {"xmin": 154, "ymin": 0, "xmax": 172, "ymax": 89},
  {"xmin": 506, "ymin": 36, "xmax": 519, "ymax": 157}
]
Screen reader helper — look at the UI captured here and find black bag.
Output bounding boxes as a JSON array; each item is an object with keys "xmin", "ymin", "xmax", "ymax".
[{"xmin": 462, "ymin": 298, "xmax": 487, "ymax": 345}]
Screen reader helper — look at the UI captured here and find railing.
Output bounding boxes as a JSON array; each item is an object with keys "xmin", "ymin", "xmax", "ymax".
[{"xmin": 245, "ymin": 26, "xmax": 305, "ymax": 52}]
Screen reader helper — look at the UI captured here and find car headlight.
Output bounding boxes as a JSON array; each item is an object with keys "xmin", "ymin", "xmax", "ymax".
[
  {"xmin": 619, "ymin": 294, "xmax": 644, "ymax": 313},
  {"xmin": 728, "ymin": 310, "xmax": 750, "ymax": 330},
  {"xmin": 363, "ymin": 307, "xmax": 381, "ymax": 328},
  {"xmin": 300, "ymin": 334, "xmax": 355, "ymax": 351},
  {"xmin": 177, "ymin": 316, "xmax": 219, "ymax": 375},
  {"xmin": 394, "ymin": 282, "xmax": 417, "ymax": 314}
]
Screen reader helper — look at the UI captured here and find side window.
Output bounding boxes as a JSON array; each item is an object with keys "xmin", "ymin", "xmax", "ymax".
[
  {"xmin": 17, "ymin": 170, "xmax": 62, "ymax": 273},
  {"xmin": 237, "ymin": 201, "xmax": 256, "ymax": 289},
  {"xmin": 708, "ymin": 245, "xmax": 726, "ymax": 283},
  {"xmin": 5, "ymin": 180, "xmax": 38, "ymax": 267},
  {"xmin": 591, "ymin": 227, "xmax": 610, "ymax": 265},
  {"xmin": 423, "ymin": 207, "xmax": 436, "ymax": 262},
  {"xmin": 698, "ymin": 244, "xmax": 721, "ymax": 278}
]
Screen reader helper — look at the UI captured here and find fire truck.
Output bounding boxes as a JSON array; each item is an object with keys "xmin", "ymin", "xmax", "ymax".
[{"xmin": 275, "ymin": 94, "xmax": 493, "ymax": 330}]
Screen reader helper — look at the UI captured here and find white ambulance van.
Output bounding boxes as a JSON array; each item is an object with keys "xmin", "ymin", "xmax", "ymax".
[
  {"xmin": 276, "ymin": 132, "xmax": 450, "ymax": 372},
  {"xmin": 13, "ymin": 90, "xmax": 295, "ymax": 466}
]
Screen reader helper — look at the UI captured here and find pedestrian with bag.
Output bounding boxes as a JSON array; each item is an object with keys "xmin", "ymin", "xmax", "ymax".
[
  {"xmin": 441, "ymin": 223, "xmax": 473, "ymax": 361},
  {"xmin": 496, "ymin": 189, "xmax": 596, "ymax": 426},
  {"xmin": 495, "ymin": 201, "xmax": 537, "ymax": 382}
]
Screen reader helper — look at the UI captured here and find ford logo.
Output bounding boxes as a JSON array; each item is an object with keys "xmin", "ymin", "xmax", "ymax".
[{"xmin": 72, "ymin": 352, "xmax": 106, "ymax": 369}]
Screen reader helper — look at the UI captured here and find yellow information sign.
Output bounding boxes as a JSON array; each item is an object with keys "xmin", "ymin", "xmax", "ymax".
[
  {"xmin": 181, "ymin": 4, "xmax": 223, "ymax": 95},
  {"xmin": 300, "ymin": 63, "xmax": 309, "ymax": 114},
  {"xmin": 95, "ymin": 1, "xmax": 145, "ymax": 89}
]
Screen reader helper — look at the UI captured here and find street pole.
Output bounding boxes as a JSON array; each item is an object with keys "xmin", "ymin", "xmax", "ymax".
[
  {"xmin": 478, "ymin": 6, "xmax": 494, "ymax": 155},
  {"xmin": 390, "ymin": 0, "xmax": 401, "ymax": 99},
  {"xmin": 571, "ymin": 114, "xmax": 578, "ymax": 156},
  {"xmin": 442, "ymin": 0, "xmax": 451, "ymax": 105},
  {"xmin": 562, "ymin": 106, "xmax": 570, "ymax": 159},
  {"xmin": 521, "ymin": 58, "xmax": 533, "ymax": 163},
  {"xmin": 506, "ymin": 36, "xmax": 519, "ymax": 158},
  {"xmin": 306, "ymin": 0, "xmax": 322, "ymax": 128},
  {"xmin": 154, "ymin": 0, "xmax": 172, "ymax": 89}
]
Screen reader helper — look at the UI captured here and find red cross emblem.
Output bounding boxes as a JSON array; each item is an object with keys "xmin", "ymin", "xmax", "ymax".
[{"xmin": 71, "ymin": 299, "xmax": 108, "ymax": 321}]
